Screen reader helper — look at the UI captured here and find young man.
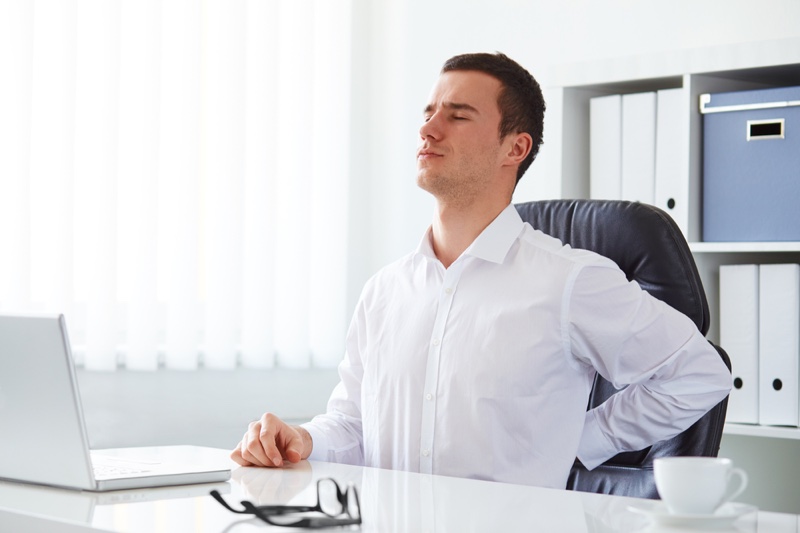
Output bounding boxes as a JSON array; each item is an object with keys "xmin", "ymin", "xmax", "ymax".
[{"xmin": 231, "ymin": 52, "xmax": 731, "ymax": 489}]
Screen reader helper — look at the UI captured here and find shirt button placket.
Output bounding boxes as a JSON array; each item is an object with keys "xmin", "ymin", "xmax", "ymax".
[{"xmin": 419, "ymin": 262, "xmax": 463, "ymax": 475}]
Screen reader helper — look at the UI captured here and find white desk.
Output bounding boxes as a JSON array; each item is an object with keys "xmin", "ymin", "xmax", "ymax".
[{"xmin": 0, "ymin": 450, "xmax": 797, "ymax": 532}]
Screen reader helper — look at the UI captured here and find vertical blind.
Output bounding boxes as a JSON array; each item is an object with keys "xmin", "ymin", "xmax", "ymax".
[{"xmin": 0, "ymin": 0, "xmax": 352, "ymax": 371}]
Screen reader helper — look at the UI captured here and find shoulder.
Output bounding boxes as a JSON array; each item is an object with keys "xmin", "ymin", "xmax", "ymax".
[
  {"xmin": 516, "ymin": 223, "xmax": 618, "ymax": 272},
  {"xmin": 358, "ymin": 251, "xmax": 419, "ymax": 300}
]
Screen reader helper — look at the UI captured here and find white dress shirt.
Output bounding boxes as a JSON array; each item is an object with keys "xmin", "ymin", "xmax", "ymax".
[{"xmin": 302, "ymin": 204, "xmax": 732, "ymax": 489}]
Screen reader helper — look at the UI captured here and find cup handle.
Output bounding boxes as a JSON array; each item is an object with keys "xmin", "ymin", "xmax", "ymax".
[{"xmin": 723, "ymin": 467, "xmax": 748, "ymax": 503}]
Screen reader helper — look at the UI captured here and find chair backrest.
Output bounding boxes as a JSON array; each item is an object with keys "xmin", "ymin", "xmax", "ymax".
[{"xmin": 515, "ymin": 199, "xmax": 731, "ymax": 499}]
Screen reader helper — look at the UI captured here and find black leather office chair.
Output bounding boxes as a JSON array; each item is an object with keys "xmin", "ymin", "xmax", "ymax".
[{"xmin": 515, "ymin": 199, "xmax": 731, "ymax": 499}]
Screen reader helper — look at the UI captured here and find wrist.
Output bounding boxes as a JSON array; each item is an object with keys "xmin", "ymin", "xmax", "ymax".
[{"xmin": 294, "ymin": 425, "xmax": 313, "ymax": 459}]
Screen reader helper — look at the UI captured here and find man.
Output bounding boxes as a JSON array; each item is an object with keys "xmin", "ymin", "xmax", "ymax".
[{"xmin": 232, "ymin": 52, "xmax": 731, "ymax": 489}]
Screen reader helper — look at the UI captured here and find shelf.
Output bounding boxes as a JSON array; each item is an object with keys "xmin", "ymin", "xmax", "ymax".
[
  {"xmin": 690, "ymin": 242, "xmax": 800, "ymax": 253},
  {"xmin": 545, "ymin": 38, "xmax": 800, "ymax": 89},
  {"xmin": 724, "ymin": 423, "xmax": 800, "ymax": 440}
]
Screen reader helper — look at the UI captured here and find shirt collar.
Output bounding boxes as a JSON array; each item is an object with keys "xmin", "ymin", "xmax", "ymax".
[
  {"xmin": 464, "ymin": 204, "xmax": 524, "ymax": 263},
  {"xmin": 414, "ymin": 204, "xmax": 524, "ymax": 265},
  {"xmin": 416, "ymin": 226, "xmax": 437, "ymax": 260}
]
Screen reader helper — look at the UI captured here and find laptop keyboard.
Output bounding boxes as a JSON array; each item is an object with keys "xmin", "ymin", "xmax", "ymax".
[
  {"xmin": 93, "ymin": 463, "xmax": 153, "ymax": 477},
  {"xmin": 94, "ymin": 463, "xmax": 151, "ymax": 476}
]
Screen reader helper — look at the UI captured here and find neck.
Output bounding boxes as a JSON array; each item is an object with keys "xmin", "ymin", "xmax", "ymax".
[{"xmin": 430, "ymin": 197, "xmax": 509, "ymax": 268}]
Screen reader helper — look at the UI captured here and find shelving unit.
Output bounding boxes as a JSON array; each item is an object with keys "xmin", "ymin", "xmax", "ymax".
[
  {"xmin": 725, "ymin": 423, "xmax": 800, "ymax": 441},
  {"xmin": 545, "ymin": 38, "xmax": 800, "ymax": 513},
  {"xmin": 545, "ymin": 35, "xmax": 800, "ymax": 400},
  {"xmin": 691, "ymin": 242, "xmax": 800, "ymax": 253}
]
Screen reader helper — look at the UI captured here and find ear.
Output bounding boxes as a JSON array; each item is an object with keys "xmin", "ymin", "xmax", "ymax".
[{"xmin": 502, "ymin": 132, "xmax": 533, "ymax": 168}]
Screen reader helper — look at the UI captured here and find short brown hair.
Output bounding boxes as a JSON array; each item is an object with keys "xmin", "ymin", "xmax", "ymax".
[{"xmin": 442, "ymin": 52, "xmax": 545, "ymax": 184}]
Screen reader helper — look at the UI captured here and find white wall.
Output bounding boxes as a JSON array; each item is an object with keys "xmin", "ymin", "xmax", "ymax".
[
  {"xmin": 353, "ymin": 0, "xmax": 800, "ymax": 279},
  {"xmin": 78, "ymin": 368, "xmax": 340, "ymax": 450}
]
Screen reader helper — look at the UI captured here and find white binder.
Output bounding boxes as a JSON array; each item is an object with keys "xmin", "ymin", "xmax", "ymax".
[
  {"xmin": 761, "ymin": 512, "xmax": 799, "ymax": 533},
  {"xmin": 654, "ymin": 87, "xmax": 689, "ymax": 237},
  {"xmin": 758, "ymin": 264, "xmax": 800, "ymax": 427},
  {"xmin": 720, "ymin": 264, "xmax": 759, "ymax": 424},
  {"xmin": 589, "ymin": 94, "xmax": 621, "ymax": 200},
  {"xmin": 621, "ymin": 92, "xmax": 656, "ymax": 205}
]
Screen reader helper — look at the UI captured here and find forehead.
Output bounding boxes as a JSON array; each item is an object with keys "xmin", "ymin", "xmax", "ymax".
[{"xmin": 426, "ymin": 70, "xmax": 502, "ymax": 114}]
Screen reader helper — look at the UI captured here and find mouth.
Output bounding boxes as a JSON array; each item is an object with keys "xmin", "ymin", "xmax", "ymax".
[{"xmin": 417, "ymin": 149, "xmax": 443, "ymax": 160}]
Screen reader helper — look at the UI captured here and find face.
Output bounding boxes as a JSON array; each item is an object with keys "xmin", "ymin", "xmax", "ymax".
[{"xmin": 416, "ymin": 70, "xmax": 510, "ymax": 206}]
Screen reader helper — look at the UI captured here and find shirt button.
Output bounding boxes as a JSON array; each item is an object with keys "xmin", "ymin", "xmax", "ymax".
[
  {"xmin": 422, "ymin": 449, "xmax": 430, "ymax": 457},
  {"xmin": 444, "ymin": 287, "xmax": 453, "ymax": 294},
  {"xmin": 425, "ymin": 393, "xmax": 433, "ymax": 401},
  {"xmin": 432, "ymin": 339, "xmax": 440, "ymax": 346}
]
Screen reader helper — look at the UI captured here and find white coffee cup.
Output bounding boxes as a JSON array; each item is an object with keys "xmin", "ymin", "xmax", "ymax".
[{"xmin": 654, "ymin": 457, "xmax": 748, "ymax": 515}]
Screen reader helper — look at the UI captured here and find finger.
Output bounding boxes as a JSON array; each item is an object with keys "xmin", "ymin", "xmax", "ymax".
[
  {"xmin": 240, "ymin": 446, "xmax": 269, "ymax": 467},
  {"xmin": 258, "ymin": 413, "xmax": 288, "ymax": 467},
  {"xmin": 242, "ymin": 421, "xmax": 275, "ymax": 467},
  {"xmin": 267, "ymin": 418, "xmax": 300, "ymax": 464},
  {"xmin": 230, "ymin": 445, "xmax": 254, "ymax": 466},
  {"xmin": 241, "ymin": 436, "xmax": 273, "ymax": 467},
  {"xmin": 235, "ymin": 429, "xmax": 262, "ymax": 466},
  {"xmin": 283, "ymin": 437, "xmax": 303, "ymax": 463},
  {"xmin": 236, "ymin": 429, "xmax": 269, "ymax": 467}
]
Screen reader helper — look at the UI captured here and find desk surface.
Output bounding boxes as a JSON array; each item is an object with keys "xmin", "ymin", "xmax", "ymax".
[{"xmin": 0, "ymin": 448, "xmax": 797, "ymax": 532}]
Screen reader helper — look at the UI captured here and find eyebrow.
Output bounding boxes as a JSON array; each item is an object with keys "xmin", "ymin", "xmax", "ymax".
[{"xmin": 423, "ymin": 101, "xmax": 479, "ymax": 115}]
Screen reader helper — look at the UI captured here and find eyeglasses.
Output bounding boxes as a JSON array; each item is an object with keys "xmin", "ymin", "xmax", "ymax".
[{"xmin": 210, "ymin": 477, "xmax": 361, "ymax": 529}]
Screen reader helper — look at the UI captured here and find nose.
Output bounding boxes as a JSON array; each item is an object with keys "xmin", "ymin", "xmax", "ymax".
[{"xmin": 419, "ymin": 112, "xmax": 442, "ymax": 141}]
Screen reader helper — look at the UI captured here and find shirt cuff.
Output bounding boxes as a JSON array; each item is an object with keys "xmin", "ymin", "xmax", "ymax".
[
  {"xmin": 300, "ymin": 421, "xmax": 330, "ymax": 461},
  {"xmin": 576, "ymin": 409, "xmax": 618, "ymax": 470}
]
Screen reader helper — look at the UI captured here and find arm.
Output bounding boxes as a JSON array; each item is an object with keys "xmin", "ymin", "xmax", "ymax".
[
  {"xmin": 231, "ymin": 293, "xmax": 369, "ymax": 468},
  {"xmin": 300, "ymin": 296, "xmax": 368, "ymax": 465},
  {"xmin": 230, "ymin": 358, "xmax": 364, "ymax": 468},
  {"xmin": 567, "ymin": 262, "xmax": 732, "ymax": 469}
]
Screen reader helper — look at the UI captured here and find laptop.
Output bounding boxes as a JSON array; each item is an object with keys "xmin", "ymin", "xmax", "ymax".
[
  {"xmin": 0, "ymin": 313, "xmax": 231, "ymax": 491},
  {"xmin": 0, "ymin": 473, "xmax": 230, "ymax": 525}
]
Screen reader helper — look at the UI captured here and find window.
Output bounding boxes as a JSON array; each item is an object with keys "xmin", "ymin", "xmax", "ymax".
[{"xmin": 0, "ymin": 0, "xmax": 352, "ymax": 370}]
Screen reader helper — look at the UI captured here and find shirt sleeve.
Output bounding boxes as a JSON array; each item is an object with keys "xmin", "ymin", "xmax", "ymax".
[
  {"xmin": 300, "ymin": 296, "xmax": 367, "ymax": 466},
  {"xmin": 566, "ymin": 261, "xmax": 733, "ymax": 470}
]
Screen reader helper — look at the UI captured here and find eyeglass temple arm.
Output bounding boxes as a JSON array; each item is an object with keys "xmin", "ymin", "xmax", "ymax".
[
  {"xmin": 260, "ymin": 515, "xmax": 363, "ymax": 529},
  {"xmin": 210, "ymin": 490, "xmax": 252, "ymax": 514},
  {"xmin": 210, "ymin": 489, "xmax": 319, "ymax": 515}
]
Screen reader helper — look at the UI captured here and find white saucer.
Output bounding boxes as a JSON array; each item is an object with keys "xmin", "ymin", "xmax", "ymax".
[{"xmin": 627, "ymin": 501, "xmax": 758, "ymax": 529}]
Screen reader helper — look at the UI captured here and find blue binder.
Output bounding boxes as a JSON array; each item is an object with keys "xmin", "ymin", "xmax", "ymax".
[{"xmin": 701, "ymin": 85, "xmax": 800, "ymax": 242}]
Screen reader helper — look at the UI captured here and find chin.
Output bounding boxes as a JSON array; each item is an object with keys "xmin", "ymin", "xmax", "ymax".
[{"xmin": 416, "ymin": 174, "xmax": 436, "ymax": 194}]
